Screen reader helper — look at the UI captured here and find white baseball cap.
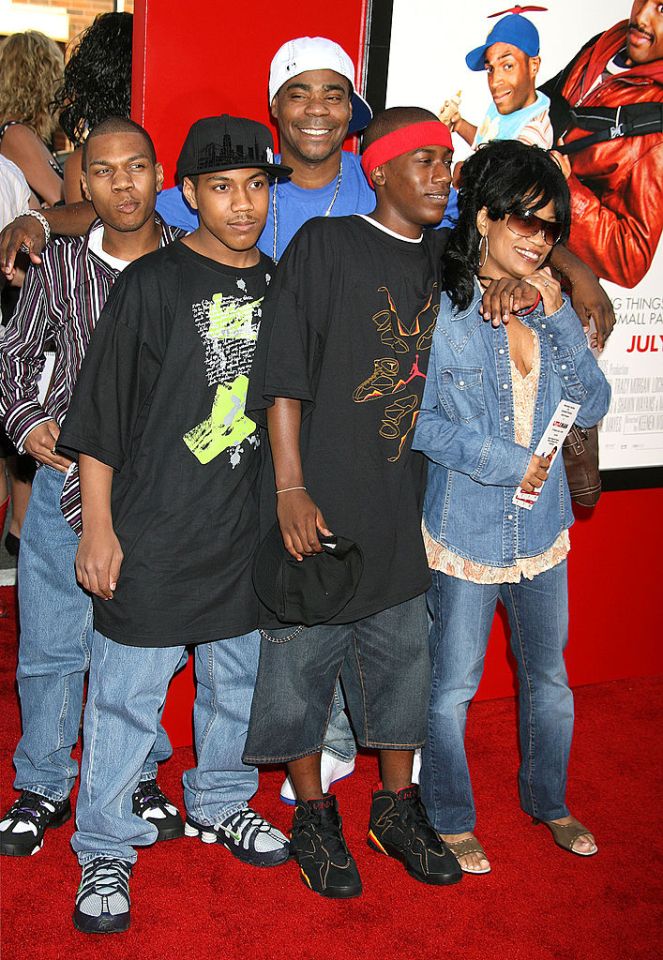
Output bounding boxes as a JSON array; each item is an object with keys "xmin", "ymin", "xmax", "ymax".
[{"xmin": 269, "ymin": 36, "xmax": 373, "ymax": 134}]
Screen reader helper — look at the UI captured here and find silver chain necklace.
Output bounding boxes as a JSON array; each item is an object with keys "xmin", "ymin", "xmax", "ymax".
[{"xmin": 271, "ymin": 156, "xmax": 343, "ymax": 263}]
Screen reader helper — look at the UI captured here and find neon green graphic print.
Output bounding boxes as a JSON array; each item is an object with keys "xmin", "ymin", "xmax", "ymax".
[
  {"xmin": 183, "ymin": 375, "xmax": 255, "ymax": 465},
  {"xmin": 185, "ymin": 285, "xmax": 265, "ymax": 465}
]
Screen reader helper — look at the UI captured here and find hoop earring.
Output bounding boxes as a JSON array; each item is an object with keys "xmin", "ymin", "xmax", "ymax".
[{"xmin": 478, "ymin": 234, "xmax": 489, "ymax": 268}]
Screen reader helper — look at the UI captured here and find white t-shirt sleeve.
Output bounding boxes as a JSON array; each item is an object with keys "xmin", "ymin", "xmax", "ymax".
[
  {"xmin": 0, "ymin": 155, "xmax": 31, "ymax": 229},
  {"xmin": 517, "ymin": 111, "xmax": 554, "ymax": 150}
]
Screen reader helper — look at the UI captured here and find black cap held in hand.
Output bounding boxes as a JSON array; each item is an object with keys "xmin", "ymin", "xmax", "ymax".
[
  {"xmin": 253, "ymin": 524, "xmax": 364, "ymax": 627},
  {"xmin": 177, "ymin": 114, "xmax": 292, "ymax": 182}
]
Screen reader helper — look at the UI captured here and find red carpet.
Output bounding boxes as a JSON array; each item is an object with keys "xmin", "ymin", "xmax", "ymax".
[{"xmin": 1, "ymin": 585, "xmax": 661, "ymax": 960}]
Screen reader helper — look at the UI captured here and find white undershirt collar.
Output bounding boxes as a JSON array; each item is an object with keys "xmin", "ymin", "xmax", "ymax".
[{"xmin": 356, "ymin": 214, "xmax": 423, "ymax": 243}]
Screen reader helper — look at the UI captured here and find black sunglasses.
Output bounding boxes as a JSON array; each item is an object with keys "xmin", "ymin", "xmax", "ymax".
[{"xmin": 506, "ymin": 209, "xmax": 563, "ymax": 247}]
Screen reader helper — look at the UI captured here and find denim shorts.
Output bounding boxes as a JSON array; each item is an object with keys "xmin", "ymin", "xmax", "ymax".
[{"xmin": 243, "ymin": 593, "xmax": 431, "ymax": 764}]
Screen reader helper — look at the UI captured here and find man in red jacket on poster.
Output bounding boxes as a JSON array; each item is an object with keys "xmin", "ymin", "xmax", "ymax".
[{"xmin": 545, "ymin": 1, "xmax": 663, "ymax": 288}]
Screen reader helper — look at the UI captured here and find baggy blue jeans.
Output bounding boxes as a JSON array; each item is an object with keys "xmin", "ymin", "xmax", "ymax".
[
  {"xmin": 13, "ymin": 465, "xmax": 172, "ymax": 802},
  {"xmin": 421, "ymin": 561, "xmax": 573, "ymax": 833},
  {"xmin": 72, "ymin": 629, "xmax": 260, "ymax": 864}
]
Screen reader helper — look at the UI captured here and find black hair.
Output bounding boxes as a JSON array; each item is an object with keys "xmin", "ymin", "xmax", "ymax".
[
  {"xmin": 53, "ymin": 12, "xmax": 132, "ymax": 145},
  {"xmin": 445, "ymin": 140, "xmax": 571, "ymax": 310},
  {"xmin": 362, "ymin": 106, "xmax": 439, "ymax": 150},
  {"xmin": 82, "ymin": 116, "xmax": 156, "ymax": 169}
]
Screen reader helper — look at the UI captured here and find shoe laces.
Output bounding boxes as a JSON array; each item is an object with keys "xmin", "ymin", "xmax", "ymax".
[
  {"xmin": 220, "ymin": 808, "xmax": 273, "ymax": 836},
  {"xmin": 81, "ymin": 857, "xmax": 132, "ymax": 896},
  {"xmin": 9, "ymin": 791, "xmax": 59, "ymax": 826},
  {"xmin": 299, "ymin": 805, "xmax": 349, "ymax": 860},
  {"xmin": 133, "ymin": 779, "xmax": 167, "ymax": 807},
  {"xmin": 399, "ymin": 791, "xmax": 439, "ymax": 845}
]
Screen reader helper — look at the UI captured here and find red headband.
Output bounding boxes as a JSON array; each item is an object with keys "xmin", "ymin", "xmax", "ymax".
[{"xmin": 361, "ymin": 121, "xmax": 453, "ymax": 182}]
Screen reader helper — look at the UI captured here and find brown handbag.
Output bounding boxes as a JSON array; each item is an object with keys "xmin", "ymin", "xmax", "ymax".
[{"xmin": 562, "ymin": 425, "xmax": 601, "ymax": 507}]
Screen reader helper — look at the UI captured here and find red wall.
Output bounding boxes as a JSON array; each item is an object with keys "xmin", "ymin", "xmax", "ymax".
[
  {"xmin": 131, "ymin": 0, "xmax": 369, "ymax": 186},
  {"xmin": 131, "ymin": 2, "xmax": 663, "ymax": 749}
]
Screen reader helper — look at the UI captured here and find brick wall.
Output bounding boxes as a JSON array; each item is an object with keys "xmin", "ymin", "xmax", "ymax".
[{"xmin": 4, "ymin": 0, "xmax": 134, "ymax": 44}]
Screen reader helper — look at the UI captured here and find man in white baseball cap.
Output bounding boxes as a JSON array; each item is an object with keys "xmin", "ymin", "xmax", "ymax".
[
  {"xmin": 268, "ymin": 36, "xmax": 372, "ymax": 135},
  {"xmin": 155, "ymin": 36, "xmax": 375, "ymax": 263}
]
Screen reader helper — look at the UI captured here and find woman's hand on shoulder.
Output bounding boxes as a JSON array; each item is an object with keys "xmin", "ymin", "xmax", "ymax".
[{"xmin": 524, "ymin": 267, "xmax": 563, "ymax": 316}]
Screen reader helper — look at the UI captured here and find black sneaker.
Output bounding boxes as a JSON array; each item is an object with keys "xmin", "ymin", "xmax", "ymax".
[
  {"xmin": 0, "ymin": 791, "xmax": 71, "ymax": 857},
  {"xmin": 368, "ymin": 784, "xmax": 462, "ymax": 886},
  {"xmin": 73, "ymin": 857, "xmax": 132, "ymax": 934},
  {"xmin": 131, "ymin": 779, "xmax": 184, "ymax": 841},
  {"xmin": 290, "ymin": 795, "xmax": 363, "ymax": 899},
  {"xmin": 185, "ymin": 806, "xmax": 289, "ymax": 867}
]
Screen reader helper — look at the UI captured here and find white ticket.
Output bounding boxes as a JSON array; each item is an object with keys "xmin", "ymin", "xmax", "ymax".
[{"xmin": 512, "ymin": 399, "xmax": 581, "ymax": 510}]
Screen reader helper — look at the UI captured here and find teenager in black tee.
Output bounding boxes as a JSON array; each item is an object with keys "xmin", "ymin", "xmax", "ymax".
[
  {"xmin": 244, "ymin": 108, "xmax": 463, "ymax": 899},
  {"xmin": 249, "ymin": 214, "xmax": 447, "ymax": 625},
  {"xmin": 57, "ymin": 116, "xmax": 293, "ymax": 935},
  {"xmin": 61, "ymin": 241, "xmax": 271, "ymax": 645}
]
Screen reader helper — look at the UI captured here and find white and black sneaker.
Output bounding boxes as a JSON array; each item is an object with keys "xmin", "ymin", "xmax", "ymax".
[
  {"xmin": 73, "ymin": 857, "xmax": 132, "ymax": 934},
  {"xmin": 0, "ymin": 790, "xmax": 71, "ymax": 857},
  {"xmin": 131, "ymin": 779, "xmax": 184, "ymax": 841},
  {"xmin": 185, "ymin": 806, "xmax": 289, "ymax": 867}
]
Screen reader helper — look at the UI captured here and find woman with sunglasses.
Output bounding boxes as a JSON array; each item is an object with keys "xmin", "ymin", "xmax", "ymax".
[{"xmin": 413, "ymin": 139, "xmax": 610, "ymax": 875}]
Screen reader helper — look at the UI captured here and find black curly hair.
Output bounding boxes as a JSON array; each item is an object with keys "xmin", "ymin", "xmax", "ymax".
[
  {"xmin": 53, "ymin": 12, "xmax": 132, "ymax": 145},
  {"xmin": 444, "ymin": 140, "xmax": 571, "ymax": 311}
]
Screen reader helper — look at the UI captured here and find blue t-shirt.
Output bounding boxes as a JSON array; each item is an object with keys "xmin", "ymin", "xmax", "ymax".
[{"xmin": 155, "ymin": 150, "xmax": 459, "ymax": 254}]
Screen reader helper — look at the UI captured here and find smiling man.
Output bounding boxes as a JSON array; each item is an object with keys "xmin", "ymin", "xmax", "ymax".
[
  {"xmin": 446, "ymin": 12, "xmax": 553, "ymax": 150},
  {"xmin": 0, "ymin": 117, "xmax": 184, "ymax": 861},
  {"xmin": 543, "ymin": 0, "xmax": 663, "ymax": 287},
  {"xmin": 155, "ymin": 37, "xmax": 376, "ymax": 263}
]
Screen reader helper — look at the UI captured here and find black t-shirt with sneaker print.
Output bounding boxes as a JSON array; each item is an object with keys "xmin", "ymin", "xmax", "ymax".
[
  {"xmin": 247, "ymin": 215, "xmax": 448, "ymax": 626},
  {"xmin": 59, "ymin": 240, "xmax": 273, "ymax": 646}
]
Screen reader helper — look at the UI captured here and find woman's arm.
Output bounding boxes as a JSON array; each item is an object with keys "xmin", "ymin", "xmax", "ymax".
[
  {"xmin": 1, "ymin": 124, "xmax": 63, "ymax": 207},
  {"xmin": 63, "ymin": 147, "xmax": 84, "ymax": 204},
  {"xmin": 413, "ymin": 339, "xmax": 532, "ymax": 486}
]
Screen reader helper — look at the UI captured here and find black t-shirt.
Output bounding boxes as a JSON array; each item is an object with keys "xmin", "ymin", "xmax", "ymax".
[
  {"xmin": 247, "ymin": 215, "xmax": 447, "ymax": 625},
  {"xmin": 59, "ymin": 240, "xmax": 273, "ymax": 646}
]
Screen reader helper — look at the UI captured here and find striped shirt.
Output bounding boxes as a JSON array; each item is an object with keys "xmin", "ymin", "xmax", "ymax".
[{"xmin": 0, "ymin": 217, "xmax": 183, "ymax": 532}]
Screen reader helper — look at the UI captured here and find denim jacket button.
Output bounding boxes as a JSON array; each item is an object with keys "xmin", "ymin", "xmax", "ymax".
[
  {"xmin": 504, "ymin": 415, "xmax": 510, "ymax": 421},
  {"xmin": 541, "ymin": 323, "xmax": 546, "ymax": 329},
  {"xmin": 507, "ymin": 514, "xmax": 513, "ymax": 520},
  {"xmin": 561, "ymin": 364, "xmax": 567, "ymax": 370},
  {"xmin": 502, "ymin": 383, "xmax": 509, "ymax": 389},
  {"xmin": 498, "ymin": 348, "xmax": 505, "ymax": 355}
]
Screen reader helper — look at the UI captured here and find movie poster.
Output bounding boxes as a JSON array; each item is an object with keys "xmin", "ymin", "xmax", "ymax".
[{"xmin": 384, "ymin": 0, "xmax": 663, "ymax": 470}]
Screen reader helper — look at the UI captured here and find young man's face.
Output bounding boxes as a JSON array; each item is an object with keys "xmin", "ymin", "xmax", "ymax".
[
  {"xmin": 376, "ymin": 146, "xmax": 452, "ymax": 229},
  {"xmin": 182, "ymin": 168, "xmax": 270, "ymax": 255},
  {"xmin": 626, "ymin": 1, "xmax": 663, "ymax": 64},
  {"xmin": 81, "ymin": 132, "xmax": 163, "ymax": 233},
  {"xmin": 270, "ymin": 69, "xmax": 352, "ymax": 165},
  {"xmin": 484, "ymin": 42, "xmax": 539, "ymax": 115}
]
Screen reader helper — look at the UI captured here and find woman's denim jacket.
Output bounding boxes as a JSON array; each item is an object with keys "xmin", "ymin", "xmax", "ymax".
[{"xmin": 412, "ymin": 287, "xmax": 611, "ymax": 567}]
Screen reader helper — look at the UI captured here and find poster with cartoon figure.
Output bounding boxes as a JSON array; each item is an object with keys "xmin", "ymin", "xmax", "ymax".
[{"xmin": 385, "ymin": 1, "xmax": 663, "ymax": 470}]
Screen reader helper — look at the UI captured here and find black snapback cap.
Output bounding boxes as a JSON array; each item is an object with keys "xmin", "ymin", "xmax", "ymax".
[
  {"xmin": 177, "ymin": 114, "xmax": 292, "ymax": 182},
  {"xmin": 253, "ymin": 524, "xmax": 364, "ymax": 627}
]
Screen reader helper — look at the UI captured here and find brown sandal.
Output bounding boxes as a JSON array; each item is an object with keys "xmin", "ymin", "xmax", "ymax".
[
  {"xmin": 533, "ymin": 816, "xmax": 598, "ymax": 857},
  {"xmin": 443, "ymin": 834, "xmax": 491, "ymax": 874}
]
